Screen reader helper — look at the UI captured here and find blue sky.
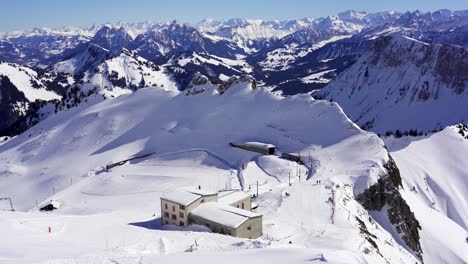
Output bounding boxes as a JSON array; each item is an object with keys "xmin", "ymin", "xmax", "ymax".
[{"xmin": 2, "ymin": 0, "xmax": 468, "ymax": 32}]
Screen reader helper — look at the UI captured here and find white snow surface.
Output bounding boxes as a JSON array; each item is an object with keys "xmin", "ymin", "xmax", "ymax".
[
  {"xmin": 316, "ymin": 35, "xmax": 468, "ymax": 133},
  {"xmin": 55, "ymin": 48, "xmax": 178, "ymax": 97},
  {"xmin": 385, "ymin": 127, "xmax": 468, "ymax": 264},
  {"xmin": 260, "ymin": 35, "xmax": 351, "ymax": 71},
  {"xmin": 0, "ymin": 62, "xmax": 61, "ymax": 101},
  {"xmin": 0, "ymin": 82, "xmax": 419, "ymax": 263},
  {"xmin": 190, "ymin": 202, "xmax": 260, "ymax": 228}
]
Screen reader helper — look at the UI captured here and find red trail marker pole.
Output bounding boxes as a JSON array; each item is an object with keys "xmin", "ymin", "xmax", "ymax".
[{"xmin": 48, "ymin": 226, "xmax": 51, "ymax": 233}]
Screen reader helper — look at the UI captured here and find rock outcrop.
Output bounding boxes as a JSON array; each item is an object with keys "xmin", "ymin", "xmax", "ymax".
[
  {"xmin": 357, "ymin": 154, "xmax": 423, "ymax": 261},
  {"xmin": 218, "ymin": 74, "xmax": 257, "ymax": 94}
]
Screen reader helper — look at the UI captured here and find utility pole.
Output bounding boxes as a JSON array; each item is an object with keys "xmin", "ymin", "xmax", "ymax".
[
  {"xmin": 296, "ymin": 159, "xmax": 299, "ymax": 178},
  {"xmin": 256, "ymin": 181, "xmax": 259, "ymax": 197},
  {"xmin": 289, "ymin": 173, "xmax": 291, "ymax": 186}
]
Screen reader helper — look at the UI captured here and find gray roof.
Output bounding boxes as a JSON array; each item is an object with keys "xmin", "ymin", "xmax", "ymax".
[
  {"xmin": 161, "ymin": 190, "xmax": 202, "ymax": 206},
  {"xmin": 190, "ymin": 202, "xmax": 261, "ymax": 228},
  {"xmin": 218, "ymin": 190, "xmax": 250, "ymax": 205}
]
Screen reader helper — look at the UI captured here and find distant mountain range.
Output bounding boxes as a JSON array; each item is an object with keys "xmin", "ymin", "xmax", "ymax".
[
  {"xmin": 0, "ymin": 9, "xmax": 467, "ymax": 135},
  {"xmin": 0, "ymin": 9, "xmax": 467, "ymax": 264}
]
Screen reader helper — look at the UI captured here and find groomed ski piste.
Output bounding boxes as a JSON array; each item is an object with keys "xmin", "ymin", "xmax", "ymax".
[{"xmin": 0, "ymin": 80, "xmax": 465, "ymax": 263}]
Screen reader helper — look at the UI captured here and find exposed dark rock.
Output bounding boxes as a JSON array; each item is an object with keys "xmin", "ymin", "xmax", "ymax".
[
  {"xmin": 456, "ymin": 123, "xmax": 468, "ymax": 140},
  {"xmin": 218, "ymin": 74, "xmax": 256, "ymax": 94},
  {"xmin": 356, "ymin": 154, "xmax": 423, "ymax": 261},
  {"xmin": 186, "ymin": 72, "xmax": 211, "ymax": 89}
]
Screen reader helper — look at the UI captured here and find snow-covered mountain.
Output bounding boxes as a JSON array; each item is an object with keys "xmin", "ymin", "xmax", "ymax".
[
  {"xmin": 0, "ymin": 26, "xmax": 97, "ymax": 67},
  {"xmin": 0, "ymin": 8, "xmax": 467, "ymax": 264},
  {"xmin": 0, "ymin": 79, "xmax": 423, "ymax": 263},
  {"xmin": 385, "ymin": 125, "xmax": 468, "ymax": 263},
  {"xmin": 0, "ymin": 9, "xmax": 466, "ymax": 133},
  {"xmin": 0, "ymin": 62, "xmax": 63, "ymax": 134},
  {"xmin": 315, "ymin": 35, "xmax": 468, "ymax": 134},
  {"xmin": 0, "ymin": 9, "xmax": 466, "ymax": 98},
  {"xmin": 55, "ymin": 47, "xmax": 177, "ymax": 97}
]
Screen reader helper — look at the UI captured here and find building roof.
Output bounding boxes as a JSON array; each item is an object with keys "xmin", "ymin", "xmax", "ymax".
[
  {"xmin": 244, "ymin": 142, "xmax": 275, "ymax": 149},
  {"xmin": 183, "ymin": 187, "xmax": 217, "ymax": 196},
  {"xmin": 162, "ymin": 188, "xmax": 217, "ymax": 206},
  {"xmin": 218, "ymin": 190, "xmax": 251, "ymax": 205},
  {"xmin": 190, "ymin": 202, "xmax": 261, "ymax": 228},
  {"xmin": 161, "ymin": 190, "xmax": 202, "ymax": 206}
]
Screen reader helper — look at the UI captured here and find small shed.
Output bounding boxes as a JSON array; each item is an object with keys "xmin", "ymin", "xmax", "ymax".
[
  {"xmin": 40, "ymin": 200, "xmax": 61, "ymax": 211},
  {"xmin": 229, "ymin": 142, "xmax": 276, "ymax": 155}
]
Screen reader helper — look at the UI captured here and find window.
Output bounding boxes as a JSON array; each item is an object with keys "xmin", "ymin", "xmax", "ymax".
[
  {"xmin": 179, "ymin": 212, "xmax": 184, "ymax": 218},
  {"xmin": 172, "ymin": 206, "xmax": 175, "ymax": 212},
  {"xmin": 180, "ymin": 205, "xmax": 185, "ymax": 210},
  {"xmin": 165, "ymin": 220, "xmax": 168, "ymax": 224},
  {"xmin": 172, "ymin": 214, "xmax": 177, "ymax": 220},
  {"xmin": 180, "ymin": 221, "xmax": 184, "ymax": 226},
  {"xmin": 164, "ymin": 212, "xmax": 169, "ymax": 217},
  {"xmin": 236, "ymin": 205, "xmax": 239, "ymax": 208},
  {"xmin": 242, "ymin": 202, "xmax": 244, "ymax": 209},
  {"xmin": 201, "ymin": 199, "xmax": 205, "ymax": 203},
  {"xmin": 164, "ymin": 203, "xmax": 168, "ymax": 209},
  {"xmin": 247, "ymin": 226, "xmax": 251, "ymax": 231}
]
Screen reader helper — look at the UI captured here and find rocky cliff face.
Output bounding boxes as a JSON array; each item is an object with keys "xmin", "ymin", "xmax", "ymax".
[
  {"xmin": 357, "ymin": 154, "xmax": 423, "ymax": 261},
  {"xmin": 0, "ymin": 75, "xmax": 29, "ymax": 133}
]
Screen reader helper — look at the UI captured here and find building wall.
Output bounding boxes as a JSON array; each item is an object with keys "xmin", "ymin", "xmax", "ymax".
[
  {"xmin": 161, "ymin": 194, "xmax": 218, "ymax": 227},
  {"xmin": 233, "ymin": 216, "xmax": 263, "ymax": 239},
  {"xmin": 187, "ymin": 194, "xmax": 217, "ymax": 212},
  {"xmin": 161, "ymin": 199, "xmax": 189, "ymax": 226},
  {"xmin": 229, "ymin": 196, "xmax": 251, "ymax": 211},
  {"xmin": 189, "ymin": 214, "xmax": 262, "ymax": 239}
]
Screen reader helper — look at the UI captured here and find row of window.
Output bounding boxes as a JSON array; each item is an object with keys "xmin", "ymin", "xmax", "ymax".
[
  {"xmin": 163, "ymin": 212, "xmax": 184, "ymax": 219},
  {"xmin": 163, "ymin": 199, "xmax": 207, "ymax": 212},
  {"xmin": 164, "ymin": 203, "xmax": 186, "ymax": 211},
  {"xmin": 235, "ymin": 202, "xmax": 245, "ymax": 209}
]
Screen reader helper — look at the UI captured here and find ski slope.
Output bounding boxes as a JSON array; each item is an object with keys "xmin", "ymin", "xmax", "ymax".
[{"xmin": 0, "ymin": 81, "xmax": 419, "ymax": 263}]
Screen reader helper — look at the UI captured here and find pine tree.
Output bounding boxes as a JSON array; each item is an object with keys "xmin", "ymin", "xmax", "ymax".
[{"xmin": 395, "ymin": 130, "xmax": 403, "ymax": 138}]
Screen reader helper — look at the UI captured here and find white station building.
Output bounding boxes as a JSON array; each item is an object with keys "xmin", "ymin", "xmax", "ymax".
[{"xmin": 160, "ymin": 188, "xmax": 262, "ymax": 239}]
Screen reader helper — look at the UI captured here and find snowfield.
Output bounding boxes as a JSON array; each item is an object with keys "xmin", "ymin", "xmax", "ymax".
[
  {"xmin": 0, "ymin": 63, "xmax": 61, "ymax": 101},
  {"xmin": 1, "ymin": 10, "xmax": 467, "ymax": 264},
  {"xmin": 0, "ymin": 81, "xmax": 421, "ymax": 263},
  {"xmin": 316, "ymin": 35, "xmax": 468, "ymax": 134},
  {"xmin": 385, "ymin": 127, "xmax": 468, "ymax": 263}
]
